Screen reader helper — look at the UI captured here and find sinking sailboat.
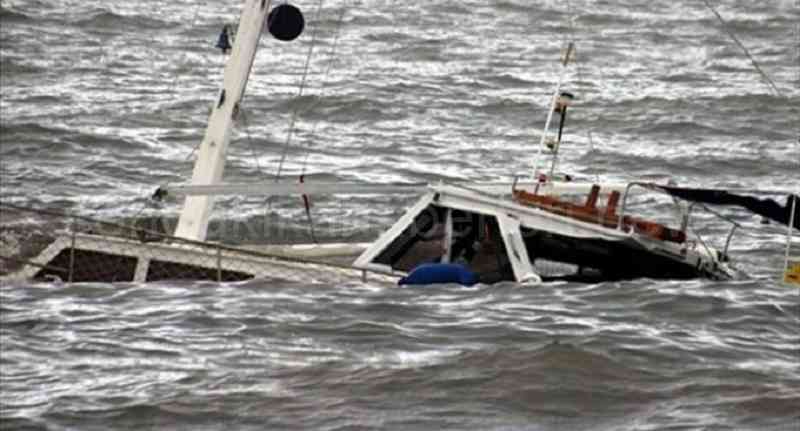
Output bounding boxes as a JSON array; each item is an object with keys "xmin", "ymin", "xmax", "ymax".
[
  {"xmin": 2, "ymin": 1, "xmax": 378, "ymax": 284},
  {"xmin": 1, "ymin": 0, "xmax": 796, "ymax": 286}
]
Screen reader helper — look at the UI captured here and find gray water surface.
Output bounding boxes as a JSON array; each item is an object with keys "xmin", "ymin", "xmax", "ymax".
[{"xmin": 1, "ymin": 0, "xmax": 799, "ymax": 429}]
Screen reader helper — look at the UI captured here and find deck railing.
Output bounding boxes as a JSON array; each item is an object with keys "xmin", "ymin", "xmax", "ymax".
[{"xmin": 0, "ymin": 203, "xmax": 374, "ymax": 284}]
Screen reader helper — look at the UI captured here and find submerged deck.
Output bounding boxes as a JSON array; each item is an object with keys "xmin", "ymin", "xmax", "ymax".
[
  {"xmin": 18, "ymin": 233, "xmax": 376, "ymax": 284},
  {"xmin": 1, "ymin": 181, "xmax": 739, "ymax": 286},
  {"xmin": 0, "ymin": 203, "xmax": 387, "ymax": 285}
]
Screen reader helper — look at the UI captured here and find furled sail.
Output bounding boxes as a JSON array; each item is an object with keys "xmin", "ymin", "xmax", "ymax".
[{"xmin": 656, "ymin": 186, "xmax": 799, "ymax": 230}]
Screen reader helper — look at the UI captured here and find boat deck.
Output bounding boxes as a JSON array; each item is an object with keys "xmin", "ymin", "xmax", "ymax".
[{"xmin": 512, "ymin": 185, "xmax": 686, "ymax": 244}]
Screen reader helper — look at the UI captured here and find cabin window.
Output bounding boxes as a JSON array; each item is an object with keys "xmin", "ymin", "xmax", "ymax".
[
  {"xmin": 35, "ymin": 248, "xmax": 137, "ymax": 282},
  {"xmin": 373, "ymin": 205, "xmax": 515, "ymax": 283},
  {"xmin": 520, "ymin": 226, "xmax": 602, "ymax": 280},
  {"xmin": 146, "ymin": 260, "xmax": 253, "ymax": 282},
  {"xmin": 373, "ymin": 205, "xmax": 447, "ymax": 271}
]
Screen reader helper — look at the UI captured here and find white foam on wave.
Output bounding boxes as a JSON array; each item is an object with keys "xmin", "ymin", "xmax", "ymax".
[{"xmin": 361, "ymin": 348, "xmax": 464, "ymax": 369}]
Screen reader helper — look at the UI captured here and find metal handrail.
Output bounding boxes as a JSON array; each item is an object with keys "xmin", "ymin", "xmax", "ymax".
[
  {"xmin": 617, "ymin": 182, "xmax": 742, "ymax": 243},
  {"xmin": 616, "ymin": 182, "xmax": 654, "ymax": 232}
]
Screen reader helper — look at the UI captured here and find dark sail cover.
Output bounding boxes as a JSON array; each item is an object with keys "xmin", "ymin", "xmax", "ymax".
[{"xmin": 657, "ymin": 186, "xmax": 799, "ymax": 230}]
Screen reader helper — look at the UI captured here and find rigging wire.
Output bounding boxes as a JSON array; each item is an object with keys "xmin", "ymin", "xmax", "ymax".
[
  {"xmin": 169, "ymin": 3, "xmax": 204, "ymax": 100},
  {"xmin": 699, "ymin": 0, "xmax": 782, "ymax": 97},
  {"xmin": 273, "ymin": 0, "xmax": 326, "ymax": 183},
  {"xmin": 262, "ymin": 0, "xmax": 350, "ymax": 243},
  {"xmin": 261, "ymin": 0, "xmax": 325, "ymax": 237},
  {"xmin": 233, "ymin": 7, "xmax": 280, "ymax": 218},
  {"xmin": 563, "ymin": 0, "xmax": 600, "ymax": 184},
  {"xmin": 292, "ymin": 3, "xmax": 349, "ymax": 243},
  {"xmin": 174, "ymin": 4, "xmax": 206, "ymax": 165},
  {"xmin": 238, "ymin": 107, "xmax": 270, "ymax": 182},
  {"xmin": 177, "ymin": 2, "xmax": 209, "ymax": 164},
  {"xmin": 300, "ymin": 4, "xmax": 349, "ymax": 177},
  {"xmin": 700, "ymin": 0, "xmax": 798, "ymax": 197}
]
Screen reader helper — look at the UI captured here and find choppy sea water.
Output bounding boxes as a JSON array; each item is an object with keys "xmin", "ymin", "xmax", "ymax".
[{"xmin": 0, "ymin": 0, "xmax": 798, "ymax": 430}]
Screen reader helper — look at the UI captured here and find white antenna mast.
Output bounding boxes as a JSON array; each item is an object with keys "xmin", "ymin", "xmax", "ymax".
[{"xmin": 531, "ymin": 42, "xmax": 574, "ymax": 184}]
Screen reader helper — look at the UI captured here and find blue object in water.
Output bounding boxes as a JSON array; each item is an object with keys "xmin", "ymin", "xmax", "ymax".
[{"xmin": 398, "ymin": 263, "xmax": 478, "ymax": 286}]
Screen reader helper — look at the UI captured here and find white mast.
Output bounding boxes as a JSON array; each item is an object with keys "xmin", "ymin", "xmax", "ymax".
[{"xmin": 174, "ymin": 0, "xmax": 272, "ymax": 241}]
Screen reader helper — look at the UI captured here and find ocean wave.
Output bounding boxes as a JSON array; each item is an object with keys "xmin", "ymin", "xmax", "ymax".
[
  {"xmin": 0, "ymin": 6, "xmax": 32, "ymax": 22},
  {"xmin": 1, "ymin": 0, "xmax": 798, "ymax": 429},
  {"xmin": 1, "ymin": 278, "xmax": 798, "ymax": 429},
  {"xmin": 75, "ymin": 10, "xmax": 171, "ymax": 31}
]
